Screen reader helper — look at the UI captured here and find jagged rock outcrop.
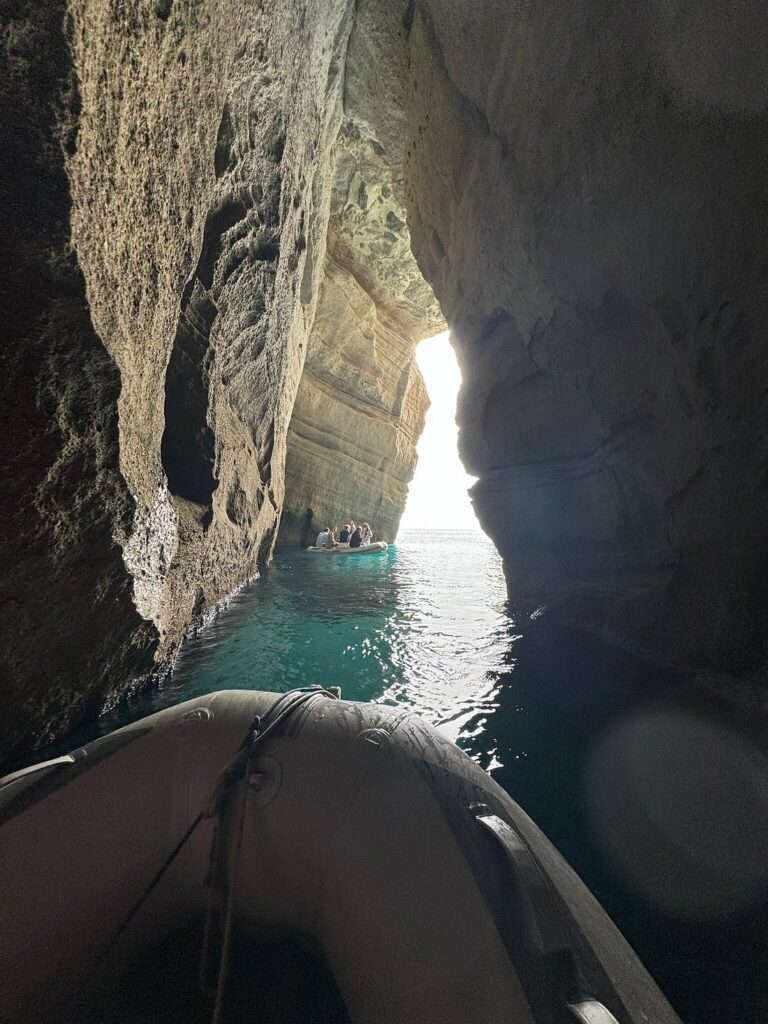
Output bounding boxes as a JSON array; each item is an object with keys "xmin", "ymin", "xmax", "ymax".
[
  {"xmin": 0, "ymin": 0, "xmax": 439, "ymax": 762},
  {"xmin": 0, "ymin": 0, "xmax": 360, "ymax": 761},
  {"xmin": 404, "ymin": 0, "xmax": 768, "ymax": 699}
]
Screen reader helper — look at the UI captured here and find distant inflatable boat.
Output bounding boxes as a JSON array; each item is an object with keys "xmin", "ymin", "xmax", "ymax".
[
  {"xmin": 307, "ymin": 541, "xmax": 388, "ymax": 555},
  {"xmin": 0, "ymin": 688, "xmax": 680, "ymax": 1023}
]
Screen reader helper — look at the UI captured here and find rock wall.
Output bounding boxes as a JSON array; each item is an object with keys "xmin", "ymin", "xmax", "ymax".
[
  {"xmin": 280, "ymin": 3, "xmax": 442, "ymax": 546},
  {"xmin": 1, "ymin": 0, "xmax": 157, "ymax": 757},
  {"xmin": 404, "ymin": 1, "xmax": 768, "ymax": 697},
  {"xmin": 278, "ymin": 251, "xmax": 431, "ymax": 546},
  {"xmin": 0, "ymin": 0, "xmax": 359, "ymax": 761}
]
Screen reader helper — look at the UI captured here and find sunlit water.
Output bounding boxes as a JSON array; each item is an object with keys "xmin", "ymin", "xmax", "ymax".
[
  {"xmin": 33, "ymin": 530, "xmax": 768, "ymax": 1024},
  {"xmin": 99, "ymin": 531, "xmax": 513, "ymax": 762}
]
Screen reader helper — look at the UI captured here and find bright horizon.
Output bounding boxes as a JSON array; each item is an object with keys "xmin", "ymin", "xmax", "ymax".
[{"xmin": 399, "ymin": 332, "xmax": 481, "ymax": 531}]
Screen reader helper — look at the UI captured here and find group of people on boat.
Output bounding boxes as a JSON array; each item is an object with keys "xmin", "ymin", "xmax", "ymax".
[{"xmin": 316, "ymin": 521, "xmax": 374, "ymax": 549}]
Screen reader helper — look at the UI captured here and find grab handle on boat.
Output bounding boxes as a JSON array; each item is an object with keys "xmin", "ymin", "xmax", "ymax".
[
  {"xmin": 0, "ymin": 748, "xmax": 86, "ymax": 791},
  {"xmin": 473, "ymin": 806, "xmax": 627, "ymax": 1024},
  {"xmin": 473, "ymin": 806, "xmax": 572, "ymax": 958},
  {"xmin": 568, "ymin": 1001, "xmax": 621, "ymax": 1023}
]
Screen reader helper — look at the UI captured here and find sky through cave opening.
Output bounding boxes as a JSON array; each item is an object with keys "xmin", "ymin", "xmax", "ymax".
[{"xmin": 400, "ymin": 331, "xmax": 480, "ymax": 532}]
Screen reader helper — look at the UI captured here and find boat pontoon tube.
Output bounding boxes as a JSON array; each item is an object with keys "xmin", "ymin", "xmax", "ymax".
[
  {"xmin": 0, "ymin": 690, "xmax": 680, "ymax": 1023},
  {"xmin": 307, "ymin": 542, "xmax": 388, "ymax": 555}
]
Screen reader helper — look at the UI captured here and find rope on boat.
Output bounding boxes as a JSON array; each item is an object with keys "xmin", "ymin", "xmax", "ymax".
[
  {"xmin": 93, "ymin": 685, "xmax": 341, "ymax": 1019},
  {"xmin": 201, "ymin": 685, "xmax": 339, "ymax": 1023}
]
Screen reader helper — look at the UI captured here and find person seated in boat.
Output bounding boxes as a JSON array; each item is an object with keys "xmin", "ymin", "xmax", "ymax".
[
  {"xmin": 315, "ymin": 526, "xmax": 330, "ymax": 548},
  {"xmin": 360, "ymin": 523, "xmax": 373, "ymax": 546},
  {"xmin": 338, "ymin": 524, "xmax": 351, "ymax": 544},
  {"xmin": 324, "ymin": 528, "xmax": 339, "ymax": 549},
  {"xmin": 349, "ymin": 524, "xmax": 363, "ymax": 548}
]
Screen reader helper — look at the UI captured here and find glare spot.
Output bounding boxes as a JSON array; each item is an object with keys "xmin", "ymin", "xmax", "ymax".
[
  {"xmin": 401, "ymin": 331, "xmax": 480, "ymax": 531},
  {"xmin": 583, "ymin": 711, "xmax": 768, "ymax": 919}
]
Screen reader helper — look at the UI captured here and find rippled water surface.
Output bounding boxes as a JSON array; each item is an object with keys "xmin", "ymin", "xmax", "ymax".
[
  {"xmin": 48, "ymin": 530, "xmax": 768, "ymax": 1024},
  {"xmin": 104, "ymin": 531, "xmax": 512, "ymax": 758}
]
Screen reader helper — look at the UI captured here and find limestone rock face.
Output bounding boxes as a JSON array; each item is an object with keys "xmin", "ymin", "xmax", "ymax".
[
  {"xmin": 280, "ymin": 2, "xmax": 442, "ymax": 546},
  {"xmin": 404, "ymin": 1, "xmax": 768, "ymax": 696},
  {"xmin": 0, "ymin": 0, "xmax": 438, "ymax": 762},
  {"xmin": 279, "ymin": 253, "xmax": 430, "ymax": 546},
  {"xmin": 1, "ymin": 1, "xmax": 158, "ymax": 757},
  {"xmin": 0, "ymin": 0, "xmax": 358, "ymax": 761}
]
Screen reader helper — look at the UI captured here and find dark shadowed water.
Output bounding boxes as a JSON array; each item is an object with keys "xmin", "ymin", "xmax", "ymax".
[{"xmin": 41, "ymin": 531, "xmax": 768, "ymax": 1023}]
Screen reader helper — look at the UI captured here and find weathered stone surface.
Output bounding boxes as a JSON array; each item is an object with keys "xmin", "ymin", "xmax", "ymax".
[
  {"xmin": 0, "ymin": 0, "xmax": 158, "ymax": 758},
  {"xmin": 279, "ymin": 253, "xmax": 430, "ymax": 545},
  {"xmin": 0, "ymin": 0, "xmax": 358, "ymax": 761},
  {"xmin": 280, "ymin": 1, "xmax": 442, "ymax": 546},
  {"xmin": 404, "ymin": 1, "xmax": 768, "ymax": 698},
  {"xmin": 0, "ymin": 0, "xmax": 438, "ymax": 762}
]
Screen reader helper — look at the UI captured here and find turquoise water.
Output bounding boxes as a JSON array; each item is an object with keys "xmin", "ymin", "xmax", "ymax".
[
  {"xmin": 103, "ymin": 530, "xmax": 513, "ymax": 759},
  {"xmin": 37, "ymin": 530, "xmax": 768, "ymax": 1023}
]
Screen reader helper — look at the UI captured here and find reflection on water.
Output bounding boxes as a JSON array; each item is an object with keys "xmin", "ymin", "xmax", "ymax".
[
  {"xmin": 99, "ymin": 530, "xmax": 515, "ymax": 749},
  {"xmin": 38, "ymin": 530, "xmax": 768, "ymax": 1024}
]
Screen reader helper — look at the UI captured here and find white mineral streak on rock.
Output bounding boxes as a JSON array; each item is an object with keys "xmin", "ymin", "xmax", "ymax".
[{"xmin": 122, "ymin": 486, "xmax": 179, "ymax": 626}]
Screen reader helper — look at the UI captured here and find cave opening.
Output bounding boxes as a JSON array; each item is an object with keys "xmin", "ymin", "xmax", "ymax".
[{"xmin": 400, "ymin": 331, "xmax": 480, "ymax": 533}]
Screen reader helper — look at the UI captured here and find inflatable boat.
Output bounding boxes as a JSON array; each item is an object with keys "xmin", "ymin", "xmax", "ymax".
[
  {"xmin": 0, "ymin": 688, "xmax": 680, "ymax": 1024},
  {"xmin": 307, "ymin": 541, "xmax": 388, "ymax": 555}
]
